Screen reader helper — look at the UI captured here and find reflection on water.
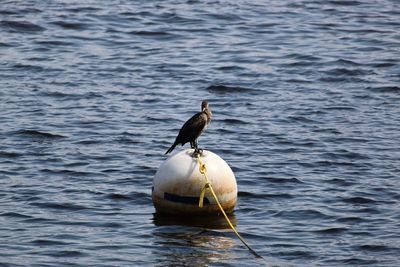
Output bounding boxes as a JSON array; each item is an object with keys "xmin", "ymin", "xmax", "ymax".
[
  {"xmin": 153, "ymin": 212, "xmax": 237, "ymax": 230},
  {"xmin": 152, "ymin": 213, "xmax": 277, "ymax": 266},
  {"xmin": 152, "ymin": 220, "xmax": 285, "ymax": 267},
  {"xmin": 152, "ymin": 225, "xmax": 236, "ymax": 267},
  {"xmin": 153, "ymin": 213, "xmax": 237, "ymax": 266}
]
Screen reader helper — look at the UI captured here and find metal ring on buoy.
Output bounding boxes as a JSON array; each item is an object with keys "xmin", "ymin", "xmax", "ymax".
[{"xmin": 152, "ymin": 149, "xmax": 237, "ymax": 215}]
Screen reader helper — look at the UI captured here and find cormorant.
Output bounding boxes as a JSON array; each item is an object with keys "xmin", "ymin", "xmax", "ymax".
[{"xmin": 165, "ymin": 100, "xmax": 212, "ymax": 154}]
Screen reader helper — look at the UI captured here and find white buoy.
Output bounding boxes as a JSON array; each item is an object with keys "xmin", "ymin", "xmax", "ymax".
[{"xmin": 152, "ymin": 149, "xmax": 237, "ymax": 215}]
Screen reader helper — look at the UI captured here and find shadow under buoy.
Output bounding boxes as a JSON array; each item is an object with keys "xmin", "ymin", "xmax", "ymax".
[{"xmin": 153, "ymin": 212, "xmax": 237, "ymax": 230}]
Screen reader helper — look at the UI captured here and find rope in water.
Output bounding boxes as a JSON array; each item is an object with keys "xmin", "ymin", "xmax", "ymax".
[{"xmin": 196, "ymin": 153, "xmax": 263, "ymax": 259}]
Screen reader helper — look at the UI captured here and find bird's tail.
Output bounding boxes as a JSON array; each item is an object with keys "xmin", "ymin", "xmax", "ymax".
[{"xmin": 165, "ymin": 142, "xmax": 177, "ymax": 154}]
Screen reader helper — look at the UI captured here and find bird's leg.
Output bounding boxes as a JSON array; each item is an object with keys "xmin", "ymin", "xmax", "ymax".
[
  {"xmin": 193, "ymin": 140, "xmax": 203, "ymax": 156},
  {"xmin": 190, "ymin": 141, "xmax": 195, "ymax": 149}
]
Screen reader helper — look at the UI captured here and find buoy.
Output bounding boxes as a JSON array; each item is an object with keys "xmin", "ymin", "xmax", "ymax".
[{"xmin": 152, "ymin": 149, "xmax": 237, "ymax": 215}]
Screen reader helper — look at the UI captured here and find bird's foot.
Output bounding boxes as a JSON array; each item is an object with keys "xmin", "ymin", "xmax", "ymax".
[{"xmin": 192, "ymin": 148, "xmax": 204, "ymax": 157}]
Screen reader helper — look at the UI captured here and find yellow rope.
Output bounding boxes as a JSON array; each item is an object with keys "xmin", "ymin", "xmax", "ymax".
[{"xmin": 196, "ymin": 154, "xmax": 263, "ymax": 259}]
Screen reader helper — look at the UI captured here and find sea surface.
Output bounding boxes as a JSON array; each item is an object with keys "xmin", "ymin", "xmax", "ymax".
[{"xmin": 1, "ymin": 1, "xmax": 400, "ymax": 266}]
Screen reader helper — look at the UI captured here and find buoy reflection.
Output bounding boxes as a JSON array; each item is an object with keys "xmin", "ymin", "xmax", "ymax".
[{"xmin": 153, "ymin": 212, "xmax": 237, "ymax": 230}]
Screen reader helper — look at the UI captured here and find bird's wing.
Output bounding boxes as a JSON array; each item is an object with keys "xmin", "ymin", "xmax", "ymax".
[{"xmin": 177, "ymin": 112, "xmax": 207, "ymax": 141}]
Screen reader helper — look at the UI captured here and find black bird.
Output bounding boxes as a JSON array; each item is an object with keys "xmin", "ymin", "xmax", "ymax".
[{"xmin": 165, "ymin": 100, "xmax": 212, "ymax": 154}]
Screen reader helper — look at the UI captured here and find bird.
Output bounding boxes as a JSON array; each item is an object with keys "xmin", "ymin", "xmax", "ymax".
[{"xmin": 165, "ymin": 100, "xmax": 212, "ymax": 154}]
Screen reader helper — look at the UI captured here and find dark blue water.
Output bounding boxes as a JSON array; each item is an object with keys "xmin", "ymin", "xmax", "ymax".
[{"xmin": 1, "ymin": 1, "xmax": 400, "ymax": 266}]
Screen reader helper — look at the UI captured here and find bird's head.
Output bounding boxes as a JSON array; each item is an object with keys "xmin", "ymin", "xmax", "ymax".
[{"xmin": 201, "ymin": 100, "xmax": 209, "ymax": 112}]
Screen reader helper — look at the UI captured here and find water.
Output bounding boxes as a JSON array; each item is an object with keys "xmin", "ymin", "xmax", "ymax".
[{"xmin": 1, "ymin": 0, "xmax": 400, "ymax": 266}]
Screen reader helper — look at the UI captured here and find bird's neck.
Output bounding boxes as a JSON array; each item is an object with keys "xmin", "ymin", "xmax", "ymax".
[{"xmin": 203, "ymin": 108, "xmax": 212, "ymax": 122}]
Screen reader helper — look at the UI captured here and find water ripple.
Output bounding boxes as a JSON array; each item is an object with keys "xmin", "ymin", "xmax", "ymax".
[
  {"xmin": 0, "ymin": 20, "xmax": 45, "ymax": 33},
  {"xmin": 1, "ymin": 0, "xmax": 399, "ymax": 266}
]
